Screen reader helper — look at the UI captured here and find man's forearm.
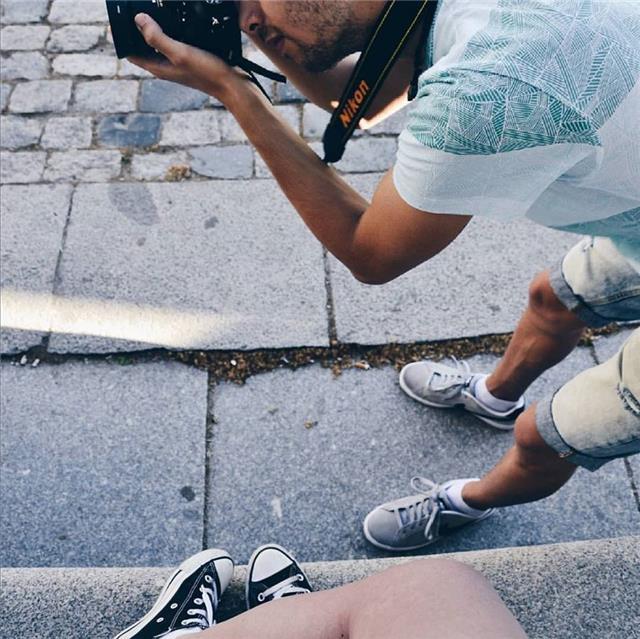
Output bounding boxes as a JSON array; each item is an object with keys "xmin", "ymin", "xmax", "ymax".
[{"xmin": 223, "ymin": 78, "xmax": 369, "ymax": 272}]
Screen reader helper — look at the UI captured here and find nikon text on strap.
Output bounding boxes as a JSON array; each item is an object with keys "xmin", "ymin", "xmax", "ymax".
[{"xmin": 322, "ymin": 0, "xmax": 437, "ymax": 164}]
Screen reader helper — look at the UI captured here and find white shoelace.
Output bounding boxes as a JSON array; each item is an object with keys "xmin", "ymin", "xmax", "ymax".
[
  {"xmin": 427, "ymin": 357, "xmax": 474, "ymax": 393},
  {"xmin": 257, "ymin": 574, "xmax": 309, "ymax": 602},
  {"xmin": 395, "ymin": 477, "xmax": 444, "ymax": 542},
  {"xmin": 182, "ymin": 586, "xmax": 218, "ymax": 630},
  {"xmin": 177, "ymin": 582, "xmax": 218, "ymax": 632}
]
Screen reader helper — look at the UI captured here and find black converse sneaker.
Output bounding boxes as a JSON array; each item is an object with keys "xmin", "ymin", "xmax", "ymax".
[
  {"xmin": 246, "ymin": 544, "xmax": 312, "ymax": 609},
  {"xmin": 114, "ymin": 548, "xmax": 234, "ymax": 639}
]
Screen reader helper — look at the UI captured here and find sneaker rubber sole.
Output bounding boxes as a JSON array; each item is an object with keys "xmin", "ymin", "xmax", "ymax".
[{"xmin": 114, "ymin": 548, "xmax": 233, "ymax": 639}]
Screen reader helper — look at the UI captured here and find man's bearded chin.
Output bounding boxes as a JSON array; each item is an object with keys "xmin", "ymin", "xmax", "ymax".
[{"xmin": 298, "ymin": 29, "xmax": 363, "ymax": 73}]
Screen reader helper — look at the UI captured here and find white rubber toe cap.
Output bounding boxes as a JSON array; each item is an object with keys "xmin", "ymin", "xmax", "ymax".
[
  {"xmin": 214, "ymin": 556, "xmax": 235, "ymax": 591},
  {"xmin": 250, "ymin": 546, "xmax": 293, "ymax": 582}
]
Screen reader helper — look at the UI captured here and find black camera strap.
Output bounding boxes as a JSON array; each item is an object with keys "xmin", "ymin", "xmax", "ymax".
[
  {"xmin": 322, "ymin": 0, "xmax": 437, "ymax": 164},
  {"xmin": 237, "ymin": 58, "xmax": 286, "ymax": 84},
  {"xmin": 235, "ymin": 57, "xmax": 286, "ymax": 103}
]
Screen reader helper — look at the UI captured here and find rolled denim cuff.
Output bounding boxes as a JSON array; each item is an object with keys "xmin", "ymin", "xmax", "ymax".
[
  {"xmin": 535, "ymin": 396, "xmax": 611, "ymax": 472},
  {"xmin": 549, "ymin": 257, "xmax": 612, "ymax": 328}
]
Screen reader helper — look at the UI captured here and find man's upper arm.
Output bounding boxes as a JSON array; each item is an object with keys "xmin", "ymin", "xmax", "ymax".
[{"xmin": 351, "ymin": 170, "xmax": 471, "ymax": 284}]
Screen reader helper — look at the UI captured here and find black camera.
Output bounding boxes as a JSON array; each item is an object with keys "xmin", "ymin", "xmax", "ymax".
[
  {"xmin": 107, "ymin": 0, "xmax": 242, "ymax": 62},
  {"xmin": 106, "ymin": 0, "xmax": 285, "ymax": 89}
]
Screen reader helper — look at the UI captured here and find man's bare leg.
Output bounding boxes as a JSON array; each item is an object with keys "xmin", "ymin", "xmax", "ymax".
[
  {"xmin": 462, "ymin": 404, "xmax": 577, "ymax": 510},
  {"xmin": 202, "ymin": 560, "xmax": 526, "ymax": 639},
  {"xmin": 459, "ymin": 271, "xmax": 583, "ymax": 509},
  {"xmin": 485, "ymin": 271, "xmax": 587, "ymax": 401}
]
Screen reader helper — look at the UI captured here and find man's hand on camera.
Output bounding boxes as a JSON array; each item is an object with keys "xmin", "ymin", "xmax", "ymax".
[{"xmin": 128, "ymin": 13, "xmax": 249, "ymax": 104}]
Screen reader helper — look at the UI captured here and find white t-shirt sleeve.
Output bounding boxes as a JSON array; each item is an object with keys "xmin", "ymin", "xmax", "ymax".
[
  {"xmin": 394, "ymin": 129, "xmax": 594, "ymax": 220},
  {"xmin": 393, "ymin": 70, "xmax": 598, "ymax": 220}
]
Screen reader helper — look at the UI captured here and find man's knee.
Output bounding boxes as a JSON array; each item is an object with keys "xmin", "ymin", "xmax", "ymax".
[
  {"xmin": 514, "ymin": 406, "xmax": 577, "ymax": 486},
  {"xmin": 528, "ymin": 271, "xmax": 584, "ymax": 330},
  {"xmin": 514, "ymin": 407, "xmax": 559, "ymax": 466},
  {"xmin": 514, "ymin": 406, "xmax": 577, "ymax": 499}
]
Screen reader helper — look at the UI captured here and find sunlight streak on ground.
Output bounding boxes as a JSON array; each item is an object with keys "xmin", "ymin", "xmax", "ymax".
[{"xmin": 0, "ymin": 287, "xmax": 243, "ymax": 349}]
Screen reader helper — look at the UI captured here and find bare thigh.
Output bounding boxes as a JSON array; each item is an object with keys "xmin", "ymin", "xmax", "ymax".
[
  {"xmin": 346, "ymin": 560, "xmax": 527, "ymax": 639},
  {"xmin": 207, "ymin": 559, "xmax": 526, "ymax": 639}
]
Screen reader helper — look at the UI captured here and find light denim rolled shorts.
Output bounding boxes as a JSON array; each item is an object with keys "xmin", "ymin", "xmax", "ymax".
[{"xmin": 537, "ymin": 236, "xmax": 640, "ymax": 471}]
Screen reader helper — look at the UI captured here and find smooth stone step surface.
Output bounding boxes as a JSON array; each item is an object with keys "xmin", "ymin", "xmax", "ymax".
[
  {"xmin": 1, "ymin": 537, "xmax": 638, "ymax": 639},
  {"xmin": 42, "ymin": 180, "xmax": 329, "ymax": 353},
  {"xmin": 0, "ymin": 360, "xmax": 207, "ymax": 567},
  {"xmin": 206, "ymin": 346, "xmax": 640, "ymax": 563}
]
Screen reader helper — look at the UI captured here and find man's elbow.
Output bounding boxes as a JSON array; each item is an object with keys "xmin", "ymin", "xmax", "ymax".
[
  {"xmin": 351, "ymin": 271, "xmax": 387, "ymax": 286},
  {"xmin": 347, "ymin": 244, "xmax": 404, "ymax": 285},
  {"xmin": 350, "ymin": 263, "xmax": 397, "ymax": 286}
]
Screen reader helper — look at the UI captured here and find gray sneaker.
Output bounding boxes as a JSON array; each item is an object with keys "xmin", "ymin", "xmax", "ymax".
[
  {"xmin": 363, "ymin": 477, "xmax": 494, "ymax": 552},
  {"xmin": 399, "ymin": 358, "xmax": 525, "ymax": 430}
]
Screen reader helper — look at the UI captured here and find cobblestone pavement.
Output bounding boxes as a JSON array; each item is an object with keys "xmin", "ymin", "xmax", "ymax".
[
  {"xmin": 1, "ymin": 0, "xmax": 638, "ymax": 569},
  {"xmin": 1, "ymin": 0, "xmax": 400, "ymax": 184}
]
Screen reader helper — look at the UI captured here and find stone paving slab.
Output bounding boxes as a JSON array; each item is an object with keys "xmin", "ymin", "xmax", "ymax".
[
  {"xmin": 0, "ymin": 0, "xmax": 49, "ymax": 25},
  {"xmin": 48, "ymin": 0, "xmax": 107, "ymax": 24},
  {"xmin": 1, "ymin": 24, "xmax": 51, "ymax": 50},
  {"xmin": 0, "ymin": 81, "xmax": 11, "ymax": 109},
  {"xmin": 330, "ymin": 175, "xmax": 577, "ymax": 344},
  {"xmin": 0, "ymin": 183, "xmax": 71, "ymax": 353},
  {"xmin": 47, "ymin": 180, "xmax": 329, "ymax": 353},
  {"xmin": 0, "ymin": 359, "xmax": 207, "ymax": 567},
  {"xmin": 206, "ymin": 343, "xmax": 639, "ymax": 563}
]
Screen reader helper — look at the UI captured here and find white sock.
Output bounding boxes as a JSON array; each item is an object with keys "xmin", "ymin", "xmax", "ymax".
[
  {"xmin": 474, "ymin": 375, "xmax": 519, "ymax": 412},
  {"xmin": 442, "ymin": 479, "xmax": 488, "ymax": 516}
]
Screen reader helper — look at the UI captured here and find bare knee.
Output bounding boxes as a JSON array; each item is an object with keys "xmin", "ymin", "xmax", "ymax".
[
  {"xmin": 346, "ymin": 560, "xmax": 528, "ymax": 639},
  {"xmin": 397, "ymin": 560, "xmax": 500, "ymax": 607},
  {"xmin": 348, "ymin": 559, "xmax": 489, "ymax": 628},
  {"xmin": 514, "ymin": 407, "xmax": 576, "ymax": 489},
  {"xmin": 394, "ymin": 558, "xmax": 487, "ymax": 591},
  {"xmin": 528, "ymin": 271, "xmax": 585, "ymax": 331},
  {"xmin": 420, "ymin": 558, "xmax": 480, "ymax": 578},
  {"xmin": 427, "ymin": 559, "xmax": 491, "ymax": 589},
  {"xmin": 514, "ymin": 406, "xmax": 563, "ymax": 466}
]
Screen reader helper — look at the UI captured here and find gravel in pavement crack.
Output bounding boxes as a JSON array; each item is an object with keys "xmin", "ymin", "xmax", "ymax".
[{"xmin": 3, "ymin": 325, "xmax": 623, "ymax": 385}]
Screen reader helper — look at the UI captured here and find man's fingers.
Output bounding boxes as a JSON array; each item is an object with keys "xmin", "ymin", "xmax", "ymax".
[
  {"xmin": 134, "ymin": 13, "xmax": 186, "ymax": 64},
  {"xmin": 127, "ymin": 55, "xmax": 182, "ymax": 83},
  {"xmin": 128, "ymin": 55, "xmax": 166, "ymax": 74}
]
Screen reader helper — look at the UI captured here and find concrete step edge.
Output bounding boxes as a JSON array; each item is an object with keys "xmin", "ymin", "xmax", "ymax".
[{"xmin": 2, "ymin": 536, "xmax": 639, "ymax": 639}]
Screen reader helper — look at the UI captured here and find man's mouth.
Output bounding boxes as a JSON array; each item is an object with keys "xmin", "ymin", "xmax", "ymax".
[{"xmin": 266, "ymin": 34, "xmax": 285, "ymax": 54}]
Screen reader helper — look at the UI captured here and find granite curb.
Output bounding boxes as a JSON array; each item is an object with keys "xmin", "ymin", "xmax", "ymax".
[{"xmin": 1, "ymin": 537, "xmax": 638, "ymax": 639}]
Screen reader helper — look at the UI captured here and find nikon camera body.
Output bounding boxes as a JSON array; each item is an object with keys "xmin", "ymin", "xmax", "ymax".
[{"xmin": 106, "ymin": 0, "xmax": 242, "ymax": 64}]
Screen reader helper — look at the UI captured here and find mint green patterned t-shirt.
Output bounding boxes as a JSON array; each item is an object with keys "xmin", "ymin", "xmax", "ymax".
[{"xmin": 393, "ymin": 0, "xmax": 640, "ymax": 265}]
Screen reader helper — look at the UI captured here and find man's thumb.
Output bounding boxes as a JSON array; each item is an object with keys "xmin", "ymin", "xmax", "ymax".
[{"xmin": 134, "ymin": 13, "xmax": 149, "ymax": 30}]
